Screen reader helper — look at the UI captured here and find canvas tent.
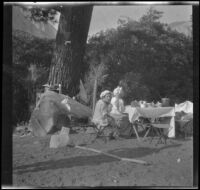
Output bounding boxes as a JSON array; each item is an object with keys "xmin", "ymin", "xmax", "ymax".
[{"xmin": 29, "ymin": 90, "xmax": 92, "ymax": 137}]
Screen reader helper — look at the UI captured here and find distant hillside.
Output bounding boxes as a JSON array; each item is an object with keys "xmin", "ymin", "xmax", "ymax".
[
  {"xmin": 12, "ymin": 5, "xmax": 192, "ymax": 39},
  {"xmin": 12, "ymin": 6, "xmax": 57, "ymax": 39},
  {"xmin": 168, "ymin": 21, "xmax": 192, "ymax": 37}
]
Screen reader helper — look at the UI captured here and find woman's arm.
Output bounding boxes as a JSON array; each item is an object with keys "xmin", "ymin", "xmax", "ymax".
[{"xmin": 119, "ymin": 99, "xmax": 125, "ymax": 113}]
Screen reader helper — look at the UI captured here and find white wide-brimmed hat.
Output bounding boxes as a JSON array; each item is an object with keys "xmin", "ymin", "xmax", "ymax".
[
  {"xmin": 113, "ymin": 86, "xmax": 122, "ymax": 96},
  {"xmin": 100, "ymin": 90, "xmax": 112, "ymax": 98},
  {"xmin": 43, "ymin": 84, "xmax": 50, "ymax": 87}
]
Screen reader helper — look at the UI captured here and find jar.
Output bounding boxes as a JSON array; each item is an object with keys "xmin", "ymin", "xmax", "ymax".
[{"xmin": 161, "ymin": 98, "xmax": 170, "ymax": 107}]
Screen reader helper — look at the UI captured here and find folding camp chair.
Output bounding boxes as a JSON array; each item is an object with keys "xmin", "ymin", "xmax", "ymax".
[
  {"xmin": 131, "ymin": 119, "xmax": 147, "ymax": 141},
  {"xmin": 131, "ymin": 117, "xmax": 153, "ymax": 141},
  {"xmin": 86, "ymin": 122, "xmax": 115, "ymax": 143},
  {"xmin": 176, "ymin": 119, "xmax": 193, "ymax": 139},
  {"xmin": 142, "ymin": 119, "xmax": 170, "ymax": 145}
]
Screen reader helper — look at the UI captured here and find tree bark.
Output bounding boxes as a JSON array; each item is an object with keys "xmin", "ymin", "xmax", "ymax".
[{"xmin": 48, "ymin": 5, "xmax": 93, "ymax": 97}]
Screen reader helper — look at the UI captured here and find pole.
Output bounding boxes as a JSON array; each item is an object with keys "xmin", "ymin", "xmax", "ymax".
[
  {"xmin": 75, "ymin": 145, "xmax": 149, "ymax": 165},
  {"xmin": 92, "ymin": 78, "xmax": 97, "ymax": 114}
]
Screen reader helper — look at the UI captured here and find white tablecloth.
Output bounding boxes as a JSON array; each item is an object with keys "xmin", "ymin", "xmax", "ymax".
[{"xmin": 124, "ymin": 106, "xmax": 175, "ymax": 138}]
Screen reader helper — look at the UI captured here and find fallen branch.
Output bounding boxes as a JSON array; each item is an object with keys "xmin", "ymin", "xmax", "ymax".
[{"xmin": 75, "ymin": 145, "xmax": 149, "ymax": 165}]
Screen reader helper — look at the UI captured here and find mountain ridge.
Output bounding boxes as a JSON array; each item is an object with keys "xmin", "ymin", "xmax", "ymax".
[
  {"xmin": 168, "ymin": 20, "xmax": 192, "ymax": 36},
  {"xmin": 12, "ymin": 6, "xmax": 192, "ymax": 39},
  {"xmin": 12, "ymin": 6, "xmax": 57, "ymax": 39}
]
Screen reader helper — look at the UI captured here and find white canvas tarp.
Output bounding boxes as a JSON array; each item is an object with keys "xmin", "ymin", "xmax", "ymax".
[{"xmin": 175, "ymin": 101, "xmax": 193, "ymax": 114}]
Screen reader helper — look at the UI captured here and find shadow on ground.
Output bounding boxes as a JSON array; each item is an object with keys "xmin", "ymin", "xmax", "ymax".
[{"xmin": 13, "ymin": 143, "xmax": 181, "ymax": 174}]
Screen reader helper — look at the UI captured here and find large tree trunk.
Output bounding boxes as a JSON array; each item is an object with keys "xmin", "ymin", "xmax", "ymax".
[{"xmin": 48, "ymin": 5, "xmax": 93, "ymax": 97}]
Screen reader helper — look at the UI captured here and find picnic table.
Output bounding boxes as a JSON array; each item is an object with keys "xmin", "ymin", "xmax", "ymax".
[{"xmin": 124, "ymin": 106, "xmax": 175, "ymax": 141}]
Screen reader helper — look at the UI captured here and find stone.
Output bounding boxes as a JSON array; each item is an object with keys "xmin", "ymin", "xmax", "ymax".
[{"xmin": 49, "ymin": 127, "xmax": 70, "ymax": 148}]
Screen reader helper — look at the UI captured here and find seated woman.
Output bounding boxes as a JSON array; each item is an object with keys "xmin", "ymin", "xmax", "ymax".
[
  {"xmin": 92, "ymin": 90, "xmax": 118, "ymax": 139},
  {"xmin": 110, "ymin": 86, "xmax": 125, "ymax": 115},
  {"xmin": 110, "ymin": 86, "xmax": 134, "ymax": 138}
]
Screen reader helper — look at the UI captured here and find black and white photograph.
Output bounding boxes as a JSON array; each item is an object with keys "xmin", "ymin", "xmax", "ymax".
[{"xmin": 2, "ymin": 1, "xmax": 199, "ymax": 188}]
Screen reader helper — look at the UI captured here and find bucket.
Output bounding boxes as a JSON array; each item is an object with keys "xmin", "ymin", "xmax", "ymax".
[{"xmin": 161, "ymin": 98, "xmax": 170, "ymax": 107}]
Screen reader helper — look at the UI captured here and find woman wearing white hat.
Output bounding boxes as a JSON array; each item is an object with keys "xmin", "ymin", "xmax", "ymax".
[
  {"xmin": 92, "ymin": 90, "xmax": 118, "ymax": 139},
  {"xmin": 92, "ymin": 90, "xmax": 113, "ymax": 127},
  {"xmin": 110, "ymin": 86, "xmax": 134, "ymax": 138},
  {"xmin": 110, "ymin": 86, "xmax": 125, "ymax": 115}
]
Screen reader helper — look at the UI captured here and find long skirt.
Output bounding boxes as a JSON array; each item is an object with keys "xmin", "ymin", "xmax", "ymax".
[{"xmin": 110, "ymin": 113, "xmax": 133, "ymax": 137}]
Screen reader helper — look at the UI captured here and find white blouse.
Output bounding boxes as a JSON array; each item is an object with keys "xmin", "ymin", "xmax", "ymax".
[{"xmin": 110, "ymin": 97, "xmax": 125, "ymax": 115}]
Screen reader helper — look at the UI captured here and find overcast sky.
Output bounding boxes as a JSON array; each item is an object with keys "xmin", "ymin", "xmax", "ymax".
[
  {"xmin": 44, "ymin": 4, "xmax": 192, "ymax": 38},
  {"xmin": 10, "ymin": 2, "xmax": 193, "ymax": 37},
  {"xmin": 88, "ymin": 5, "xmax": 192, "ymax": 37}
]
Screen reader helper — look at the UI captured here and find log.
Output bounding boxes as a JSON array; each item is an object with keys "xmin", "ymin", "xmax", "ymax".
[
  {"xmin": 75, "ymin": 145, "xmax": 149, "ymax": 165},
  {"xmin": 29, "ymin": 91, "xmax": 92, "ymax": 137},
  {"xmin": 61, "ymin": 95, "xmax": 92, "ymax": 118}
]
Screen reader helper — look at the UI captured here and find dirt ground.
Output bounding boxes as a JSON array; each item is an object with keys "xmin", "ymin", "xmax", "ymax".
[{"xmin": 12, "ymin": 130, "xmax": 193, "ymax": 188}]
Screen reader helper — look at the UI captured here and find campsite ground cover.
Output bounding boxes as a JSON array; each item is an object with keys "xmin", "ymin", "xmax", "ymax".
[{"xmin": 13, "ymin": 131, "xmax": 193, "ymax": 187}]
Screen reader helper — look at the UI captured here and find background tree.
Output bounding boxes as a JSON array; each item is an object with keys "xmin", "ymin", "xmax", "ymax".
[
  {"xmin": 84, "ymin": 7, "xmax": 193, "ymax": 105},
  {"xmin": 24, "ymin": 5, "xmax": 93, "ymax": 96},
  {"xmin": 84, "ymin": 61, "xmax": 108, "ymax": 111},
  {"xmin": 12, "ymin": 6, "xmax": 193, "ymax": 126},
  {"xmin": 12, "ymin": 30, "xmax": 54, "ymax": 125}
]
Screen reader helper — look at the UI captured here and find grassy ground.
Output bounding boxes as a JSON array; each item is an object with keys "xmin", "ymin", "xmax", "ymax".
[{"xmin": 12, "ymin": 130, "xmax": 193, "ymax": 188}]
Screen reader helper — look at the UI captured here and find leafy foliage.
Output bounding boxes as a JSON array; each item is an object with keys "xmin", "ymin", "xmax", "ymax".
[
  {"xmin": 12, "ymin": 30, "xmax": 55, "ymax": 125},
  {"xmin": 13, "ymin": 7, "xmax": 193, "ymax": 125},
  {"xmin": 84, "ymin": 61, "xmax": 108, "ymax": 105},
  {"xmin": 20, "ymin": 5, "xmax": 59, "ymax": 24},
  {"xmin": 84, "ymin": 7, "xmax": 193, "ymax": 105}
]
